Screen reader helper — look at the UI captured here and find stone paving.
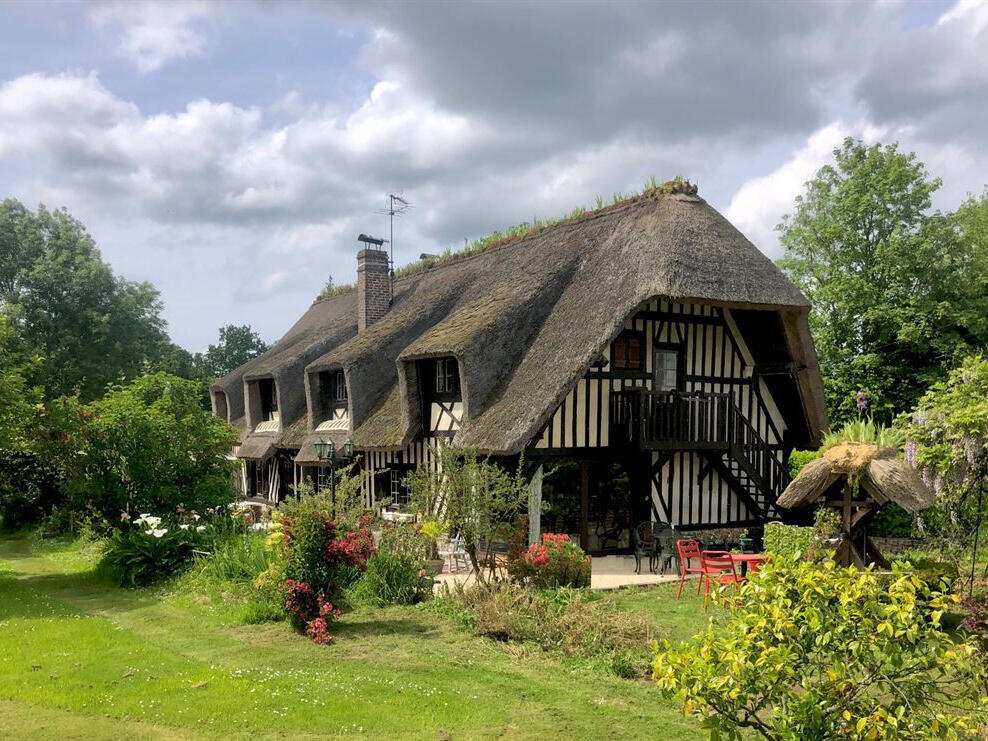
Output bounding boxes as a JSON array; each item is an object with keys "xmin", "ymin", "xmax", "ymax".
[{"xmin": 433, "ymin": 555, "xmax": 680, "ymax": 592}]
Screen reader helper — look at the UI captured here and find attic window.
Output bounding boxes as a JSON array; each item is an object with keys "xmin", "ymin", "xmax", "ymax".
[
  {"xmin": 333, "ymin": 370, "xmax": 347, "ymax": 401},
  {"xmin": 258, "ymin": 378, "xmax": 278, "ymax": 421},
  {"xmin": 611, "ymin": 331, "xmax": 645, "ymax": 371},
  {"xmin": 318, "ymin": 369, "xmax": 347, "ymax": 420},
  {"xmin": 435, "ymin": 357, "xmax": 460, "ymax": 396}
]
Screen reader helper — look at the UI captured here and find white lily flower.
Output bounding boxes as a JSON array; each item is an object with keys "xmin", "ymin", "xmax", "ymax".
[
  {"xmin": 151, "ymin": 528, "xmax": 168, "ymax": 538},
  {"xmin": 192, "ymin": 513, "xmax": 201, "ymax": 521},
  {"xmin": 179, "ymin": 524, "xmax": 190, "ymax": 530},
  {"xmin": 196, "ymin": 525, "xmax": 206, "ymax": 533}
]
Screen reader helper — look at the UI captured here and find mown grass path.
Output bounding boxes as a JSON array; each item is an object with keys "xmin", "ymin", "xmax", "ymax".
[{"xmin": 0, "ymin": 535, "xmax": 701, "ymax": 739}]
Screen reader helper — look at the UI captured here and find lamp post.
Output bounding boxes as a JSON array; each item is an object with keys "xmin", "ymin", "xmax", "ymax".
[{"xmin": 315, "ymin": 438, "xmax": 356, "ymax": 515}]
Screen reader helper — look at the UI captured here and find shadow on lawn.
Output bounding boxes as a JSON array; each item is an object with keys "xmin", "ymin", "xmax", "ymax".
[
  {"xmin": 335, "ymin": 614, "xmax": 444, "ymax": 641},
  {"xmin": 0, "ymin": 539, "xmax": 163, "ymax": 620}
]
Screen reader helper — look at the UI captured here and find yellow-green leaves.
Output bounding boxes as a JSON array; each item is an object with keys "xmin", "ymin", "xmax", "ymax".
[{"xmin": 652, "ymin": 556, "xmax": 986, "ymax": 739}]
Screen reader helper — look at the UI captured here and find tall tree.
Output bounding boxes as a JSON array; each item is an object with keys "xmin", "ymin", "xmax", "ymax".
[
  {"xmin": 197, "ymin": 324, "xmax": 268, "ymax": 379},
  {"xmin": 0, "ymin": 315, "xmax": 40, "ymax": 451},
  {"xmin": 0, "ymin": 200, "xmax": 180, "ymax": 401},
  {"xmin": 777, "ymin": 138, "xmax": 988, "ymax": 425}
]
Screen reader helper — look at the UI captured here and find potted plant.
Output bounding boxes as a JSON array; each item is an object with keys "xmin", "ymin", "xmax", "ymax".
[{"xmin": 419, "ymin": 519, "xmax": 447, "ymax": 576}]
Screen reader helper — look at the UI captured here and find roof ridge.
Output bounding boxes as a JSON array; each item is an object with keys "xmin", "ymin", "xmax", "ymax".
[
  {"xmin": 389, "ymin": 188, "xmax": 703, "ymax": 283},
  {"xmin": 310, "ymin": 179, "xmax": 702, "ymax": 305}
]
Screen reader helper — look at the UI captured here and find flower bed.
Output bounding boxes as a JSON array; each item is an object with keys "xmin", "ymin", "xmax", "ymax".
[{"xmin": 509, "ymin": 533, "xmax": 590, "ymax": 589}]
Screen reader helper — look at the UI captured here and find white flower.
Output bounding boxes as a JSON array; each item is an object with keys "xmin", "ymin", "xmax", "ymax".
[
  {"xmin": 250, "ymin": 522, "xmax": 271, "ymax": 532},
  {"xmin": 192, "ymin": 513, "xmax": 201, "ymax": 521},
  {"xmin": 179, "ymin": 524, "xmax": 190, "ymax": 530},
  {"xmin": 196, "ymin": 525, "xmax": 206, "ymax": 533},
  {"xmin": 151, "ymin": 528, "xmax": 168, "ymax": 538}
]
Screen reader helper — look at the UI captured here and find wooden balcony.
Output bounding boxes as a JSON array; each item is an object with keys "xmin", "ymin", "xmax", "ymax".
[
  {"xmin": 609, "ymin": 389, "xmax": 734, "ymax": 450},
  {"xmin": 609, "ymin": 389, "xmax": 790, "ymax": 506}
]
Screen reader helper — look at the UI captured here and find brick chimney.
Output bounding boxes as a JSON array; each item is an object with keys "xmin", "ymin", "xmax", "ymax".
[{"xmin": 356, "ymin": 247, "xmax": 390, "ymax": 332}]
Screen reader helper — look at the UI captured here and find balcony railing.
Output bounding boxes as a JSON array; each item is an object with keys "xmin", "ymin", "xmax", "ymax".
[
  {"xmin": 609, "ymin": 388, "xmax": 790, "ymax": 494},
  {"xmin": 610, "ymin": 389, "xmax": 732, "ymax": 448}
]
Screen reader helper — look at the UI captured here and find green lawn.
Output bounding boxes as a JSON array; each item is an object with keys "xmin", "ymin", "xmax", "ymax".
[{"xmin": 0, "ymin": 534, "xmax": 707, "ymax": 739}]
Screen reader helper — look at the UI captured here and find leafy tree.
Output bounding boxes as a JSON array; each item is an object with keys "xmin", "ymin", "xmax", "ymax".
[
  {"xmin": 0, "ymin": 200, "xmax": 185, "ymax": 401},
  {"xmin": 0, "ymin": 315, "xmax": 40, "ymax": 451},
  {"xmin": 196, "ymin": 324, "xmax": 268, "ymax": 379},
  {"xmin": 654, "ymin": 557, "xmax": 986, "ymax": 740},
  {"xmin": 778, "ymin": 139, "xmax": 988, "ymax": 425},
  {"xmin": 63, "ymin": 372, "xmax": 239, "ymax": 522},
  {"xmin": 406, "ymin": 446, "xmax": 529, "ymax": 585},
  {"xmin": 904, "ymin": 354, "xmax": 988, "ymax": 589}
]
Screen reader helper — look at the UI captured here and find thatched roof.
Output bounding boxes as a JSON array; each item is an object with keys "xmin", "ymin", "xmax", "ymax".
[
  {"xmin": 214, "ymin": 188, "xmax": 827, "ymax": 456},
  {"xmin": 777, "ymin": 443, "xmax": 934, "ymax": 514}
]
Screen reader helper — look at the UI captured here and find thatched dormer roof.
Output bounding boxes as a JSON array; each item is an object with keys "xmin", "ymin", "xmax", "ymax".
[
  {"xmin": 214, "ymin": 188, "xmax": 827, "ymax": 456},
  {"xmin": 777, "ymin": 443, "xmax": 934, "ymax": 514}
]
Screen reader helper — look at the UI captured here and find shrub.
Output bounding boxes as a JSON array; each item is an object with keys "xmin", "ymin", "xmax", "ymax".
[
  {"xmin": 764, "ymin": 508, "xmax": 840, "ymax": 561},
  {"xmin": 193, "ymin": 528, "xmax": 273, "ymax": 583},
  {"xmin": 509, "ymin": 533, "xmax": 590, "ymax": 589},
  {"xmin": 63, "ymin": 373, "xmax": 239, "ymax": 523},
  {"xmin": 787, "ymin": 449, "xmax": 821, "ymax": 478},
  {"xmin": 407, "ymin": 447, "xmax": 529, "ymax": 585},
  {"xmin": 654, "ymin": 557, "xmax": 987, "ymax": 739},
  {"xmin": 0, "ymin": 450, "xmax": 62, "ymax": 529},
  {"xmin": 357, "ymin": 549, "xmax": 432, "ymax": 606},
  {"xmin": 440, "ymin": 581, "xmax": 657, "ymax": 677},
  {"xmin": 871, "ymin": 502, "xmax": 914, "ymax": 537},
  {"xmin": 274, "ymin": 493, "xmax": 376, "ymax": 643},
  {"xmin": 102, "ymin": 514, "xmax": 209, "ymax": 586}
]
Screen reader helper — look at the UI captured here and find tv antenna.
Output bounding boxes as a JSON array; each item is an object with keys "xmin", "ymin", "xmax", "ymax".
[{"xmin": 376, "ymin": 193, "xmax": 410, "ymax": 305}]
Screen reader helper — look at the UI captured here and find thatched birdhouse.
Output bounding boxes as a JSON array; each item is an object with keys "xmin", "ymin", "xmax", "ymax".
[{"xmin": 776, "ymin": 442, "xmax": 934, "ymax": 569}]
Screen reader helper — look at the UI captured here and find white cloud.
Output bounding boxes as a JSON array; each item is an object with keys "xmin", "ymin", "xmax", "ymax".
[
  {"xmin": 725, "ymin": 123, "xmax": 886, "ymax": 257},
  {"xmin": 89, "ymin": 1, "xmax": 211, "ymax": 73}
]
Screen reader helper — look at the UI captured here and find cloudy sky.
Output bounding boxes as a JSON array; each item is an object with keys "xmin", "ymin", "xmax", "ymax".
[{"xmin": 1, "ymin": 0, "xmax": 986, "ymax": 351}]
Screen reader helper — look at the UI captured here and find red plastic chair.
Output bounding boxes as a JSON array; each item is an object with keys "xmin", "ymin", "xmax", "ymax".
[
  {"xmin": 699, "ymin": 550, "xmax": 744, "ymax": 610},
  {"xmin": 675, "ymin": 539, "xmax": 704, "ymax": 599}
]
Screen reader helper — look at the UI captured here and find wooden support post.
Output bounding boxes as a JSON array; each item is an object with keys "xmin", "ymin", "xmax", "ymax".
[{"xmin": 580, "ymin": 461, "xmax": 590, "ymax": 552}]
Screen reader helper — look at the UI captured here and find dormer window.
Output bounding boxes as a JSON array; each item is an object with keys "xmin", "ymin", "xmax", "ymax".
[
  {"xmin": 318, "ymin": 369, "xmax": 347, "ymax": 421},
  {"xmin": 258, "ymin": 378, "xmax": 278, "ymax": 422},
  {"xmin": 418, "ymin": 356, "xmax": 462, "ymax": 437},
  {"xmin": 611, "ymin": 330, "xmax": 645, "ymax": 371},
  {"xmin": 435, "ymin": 357, "xmax": 460, "ymax": 397},
  {"xmin": 334, "ymin": 369, "xmax": 347, "ymax": 401}
]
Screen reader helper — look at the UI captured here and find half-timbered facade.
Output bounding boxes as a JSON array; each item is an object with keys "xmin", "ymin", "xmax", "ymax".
[{"xmin": 211, "ymin": 181, "xmax": 827, "ymax": 552}]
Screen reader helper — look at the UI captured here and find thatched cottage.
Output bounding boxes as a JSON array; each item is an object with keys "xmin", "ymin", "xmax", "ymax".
[{"xmin": 211, "ymin": 183, "xmax": 827, "ymax": 553}]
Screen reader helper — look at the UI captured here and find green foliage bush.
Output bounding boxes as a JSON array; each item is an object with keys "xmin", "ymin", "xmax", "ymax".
[
  {"xmin": 192, "ymin": 527, "xmax": 274, "ymax": 584},
  {"xmin": 102, "ymin": 515, "xmax": 208, "ymax": 587},
  {"xmin": 439, "ymin": 581, "xmax": 657, "ymax": 678},
  {"xmin": 508, "ymin": 533, "xmax": 591, "ymax": 589},
  {"xmin": 871, "ymin": 502, "xmax": 914, "ymax": 538},
  {"xmin": 763, "ymin": 522, "xmax": 813, "ymax": 558},
  {"xmin": 357, "ymin": 550, "xmax": 432, "ymax": 606},
  {"xmin": 64, "ymin": 373, "xmax": 239, "ymax": 523},
  {"xmin": 654, "ymin": 557, "xmax": 987, "ymax": 739},
  {"xmin": 353, "ymin": 522, "xmax": 433, "ymax": 606},
  {"xmin": 0, "ymin": 450, "xmax": 62, "ymax": 529},
  {"xmin": 787, "ymin": 449, "xmax": 821, "ymax": 478}
]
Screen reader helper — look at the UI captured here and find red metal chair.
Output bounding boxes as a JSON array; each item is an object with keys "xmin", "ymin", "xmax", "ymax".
[
  {"xmin": 699, "ymin": 550, "xmax": 744, "ymax": 610},
  {"xmin": 675, "ymin": 539, "xmax": 704, "ymax": 599}
]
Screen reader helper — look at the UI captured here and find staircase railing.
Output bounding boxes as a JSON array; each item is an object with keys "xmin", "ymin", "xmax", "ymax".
[
  {"xmin": 609, "ymin": 388, "xmax": 790, "ymax": 502},
  {"xmin": 728, "ymin": 404, "xmax": 791, "ymax": 498}
]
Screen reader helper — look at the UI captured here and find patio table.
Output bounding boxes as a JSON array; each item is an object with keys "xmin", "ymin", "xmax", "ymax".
[{"xmin": 731, "ymin": 552, "xmax": 769, "ymax": 577}]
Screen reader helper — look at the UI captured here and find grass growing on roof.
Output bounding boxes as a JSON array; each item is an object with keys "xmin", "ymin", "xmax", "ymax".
[
  {"xmin": 820, "ymin": 418, "xmax": 904, "ymax": 452},
  {"xmin": 317, "ymin": 176, "xmax": 698, "ymax": 299},
  {"xmin": 0, "ymin": 532, "xmax": 703, "ymax": 739}
]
